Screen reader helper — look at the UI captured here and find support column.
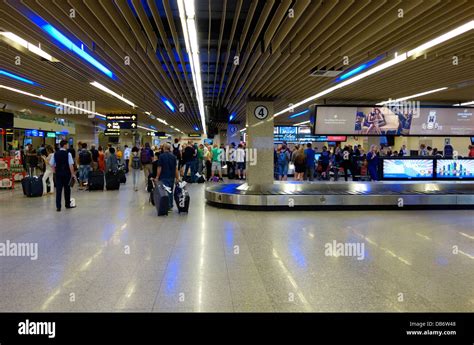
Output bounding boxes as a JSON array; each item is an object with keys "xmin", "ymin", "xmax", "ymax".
[{"xmin": 246, "ymin": 101, "xmax": 274, "ymax": 186}]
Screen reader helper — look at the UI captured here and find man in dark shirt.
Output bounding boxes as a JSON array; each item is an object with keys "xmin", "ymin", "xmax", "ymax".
[
  {"xmin": 50, "ymin": 140, "xmax": 76, "ymax": 212},
  {"xmin": 155, "ymin": 143, "xmax": 180, "ymax": 209},
  {"xmin": 183, "ymin": 143, "xmax": 196, "ymax": 182},
  {"xmin": 90, "ymin": 144, "xmax": 99, "ymax": 171}
]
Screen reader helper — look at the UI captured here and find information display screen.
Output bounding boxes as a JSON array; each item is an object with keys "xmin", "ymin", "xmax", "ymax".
[
  {"xmin": 436, "ymin": 159, "xmax": 474, "ymax": 179},
  {"xmin": 410, "ymin": 108, "xmax": 474, "ymax": 135},
  {"xmin": 313, "ymin": 105, "xmax": 474, "ymax": 136},
  {"xmin": 274, "ymin": 126, "xmax": 346, "ymax": 143},
  {"xmin": 383, "ymin": 159, "xmax": 433, "ymax": 179}
]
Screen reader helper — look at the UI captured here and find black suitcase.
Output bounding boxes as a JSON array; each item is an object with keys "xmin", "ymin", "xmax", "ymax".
[
  {"xmin": 153, "ymin": 182, "xmax": 170, "ymax": 216},
  {"xmin": 105, "ymin": 171, "xmax": 120, "ymax": 190},
  {"xmin": 174, "ymin": 183, "xmax": 190, "ymax": 213},
  {"xmin": 196, "ymin": 174, "xmax": 205, "ymax": 184},
  {"xmin": 22, "ymin": 176, "xmax": 43, "ymax": 197},
  {"xmin": 118, "ymin": 168, "xmax": 126, "ymax": 184},
  {"xmin": 89, "ymin": 171, "xmax": 104, "ymax": 191}
]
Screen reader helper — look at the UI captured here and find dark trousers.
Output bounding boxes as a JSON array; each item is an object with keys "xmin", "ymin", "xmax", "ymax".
[
  {"xmin": 205, "ymin": 160, "xmax": 212, "ymax": 180},
  {"xmin": 124, "ymin": 159, "xmax": 129, "ymax": 173},
  {"xmin": 56, "ymin": 173, "xmax": 72, "ymax": 209},
  {"xmin": 227, "ymin": 161, "xmax": 235, "ymax": 178},
  {"xmin": 342, "ymin": 162, "xmax": 352, "ymax": 181},
  {"xmin": 368, "ymin": 165, "xmax": 378, "ymax": 181},
  {"xmin": 160, "ymin": 177, "xmax": 174, "ymax": 209}
]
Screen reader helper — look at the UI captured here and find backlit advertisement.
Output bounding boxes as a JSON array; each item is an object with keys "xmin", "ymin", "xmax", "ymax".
[
  {"xmin": 313, "ymin": 105, "xmax": 474, "ymax": 136},
  {"xmin": 383, "ymin": 159, "xmax": 433, "ymax": 179},
  {"xmin": 436, "ymin": 159, "xmax": 474, "ymax": 179},
  {"xmin": 410, "ymin": 108, "xmax": 474, "ymax": 135}
]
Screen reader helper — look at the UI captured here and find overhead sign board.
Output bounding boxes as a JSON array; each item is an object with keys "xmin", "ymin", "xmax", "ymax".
[
  {"xmin": 106, "ymin": 114, "xmax": 137, "ymax": 121},
  {"xmin": 106, "ymin": 114, "xmax": 137, "ymax": 130},
  {"xmin": 188, "ymin": 133, "xmax": 201, "ymax": 137},
  {"xmin": 104, "ymin": 128, "xmax": 121, "ymax": 136},
  {"xmin": 146, "ymin": 131, "xmax": 158, "ymax": 136}
]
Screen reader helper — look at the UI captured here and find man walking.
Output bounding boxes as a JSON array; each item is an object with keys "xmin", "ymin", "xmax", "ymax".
[
  {"xmin": 155, "ymin": 143, "xmax": 180, "ymax": 210},
  {"xmin": 123, "ymin": 145, "xmax": 131, "ymax": 173},
  {"xmin": 50, "ymin": 140, "xmax": 76, "ymax": 212}
]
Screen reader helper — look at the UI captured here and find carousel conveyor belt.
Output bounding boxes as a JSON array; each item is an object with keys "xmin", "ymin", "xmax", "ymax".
[{"xmin": 205, "ymin": 181, "xmax": 474, "ymax": 210}]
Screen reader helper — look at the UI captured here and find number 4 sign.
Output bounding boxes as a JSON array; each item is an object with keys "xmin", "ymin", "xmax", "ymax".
[{"xmin": 254, "ymin": 105, "xmax": 269, "ymax": 120}]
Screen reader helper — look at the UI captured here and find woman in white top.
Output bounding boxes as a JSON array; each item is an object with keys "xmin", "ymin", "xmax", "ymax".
[{"xmin": 41, "ymin": 145, "xmax": 55, "ymax": 195}]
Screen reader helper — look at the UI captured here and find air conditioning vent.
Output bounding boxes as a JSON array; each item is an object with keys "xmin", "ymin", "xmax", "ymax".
[
  {"xmin": 309, "ymin": 68, "xmax": 342, "ymax": 77},
  {"xmin": 44, "ymin": 61, "xmax": 89, "ymax": 83}
]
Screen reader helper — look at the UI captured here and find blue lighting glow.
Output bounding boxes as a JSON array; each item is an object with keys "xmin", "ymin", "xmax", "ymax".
[
  {"xmin": 193, "ymin": 125, "xmax": 199, "ymax": 131},
  {"xmin": 28, "ymin": 13, "xmax": 114, "ymax": 79},
  {"xmin": 162, "ymin": 97, "xmax": 175, "ymax": 112},
  {"xmin": 0, "ymin": 69, "xmax": 39, "ymax": 86},
  {"xmin": 289, "ymin": 109, "xmax": 309, "ymax": 118},
  {"xmin": 335, "ymin": 55, "xmax": 385, "ymax": 82},
  {"xmin": 33, "ymin": 100, "xmax": 59, "ymax": 108},
  {"xmin": 229, "ymin": 112, "xmax": 236, "ymax": 121}
]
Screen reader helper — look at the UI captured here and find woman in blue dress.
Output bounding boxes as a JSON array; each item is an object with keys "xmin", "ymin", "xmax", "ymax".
[{"xmin": 366, "ymin": 145, "xmax": 379, "ymax": 181}]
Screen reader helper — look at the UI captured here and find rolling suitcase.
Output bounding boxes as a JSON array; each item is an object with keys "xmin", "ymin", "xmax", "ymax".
[
  {"xmin": 89, "ymin": 170, "xmax": 104, "ymax": 191},
  {"xmin": 153, "ymin": 182, "xmax": 170, "ymax": 216},
  {"xmin": 174, "ymin": 182, "xmax": 190, "ymax": 214},
  {"xmin": 117, "ymin": 166, "xmax": 126, "ymax": 184},
  {"xmin": 105, "ymin": 171, "xmax": 120, "ymax": 190},
  {"xmin": 22, "ymin": 176, "xmax": 43, "ymax": 197}
]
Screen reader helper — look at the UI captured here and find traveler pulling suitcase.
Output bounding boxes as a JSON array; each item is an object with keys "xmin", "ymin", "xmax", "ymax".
[
  {"xmin": 88, "ymin": 170, "xmax": 104, "ymax": 191},
  {"xmin": 174, "ymin": 182, "xmax": 190, "ymax": 213},
  {"xmin": 105, "ymin": 171, "xmax": 120, "ymax": 190},
  {"xmin": 22, "ymin": 176, "xmax": 43, "ymax": 197},
  {"xmin": 153, "ymin": 182, "xmax": 171, "ymax": 216},
  {"xmin": 117, "ymin": 165, "xmax": 126, "ymax": 184}
]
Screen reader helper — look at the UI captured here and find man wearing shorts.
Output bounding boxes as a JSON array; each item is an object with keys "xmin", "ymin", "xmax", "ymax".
[{"xmin": 211, "ymin": 144, "xmax": 223, "ymax": 181}]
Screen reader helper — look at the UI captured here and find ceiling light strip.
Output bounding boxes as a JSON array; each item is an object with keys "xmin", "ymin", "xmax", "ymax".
[
  {"xmin": 0, "ymin": 32, "xmax": 57, "ymax": 62},
  {"xmin": 178, "ymin": 0, "xmax": 207, "ymax": 136},
  {"xmin": 453, "ymin": 101, "xmax": 474, "ymax": 106},
  {"xmin": 0, "ymin": 84, "xmax": 105, "ymax": 118},
  {"xmin": 376, "ymin": 87, "xmax": 448, "ymax": 105},
  {"xmin": 90, "ymin": 81, "xmax": 135, "ymax": 107},
  {"xmin": 274, "ymin": 21, "xmax": 474, "ymax": 117}
]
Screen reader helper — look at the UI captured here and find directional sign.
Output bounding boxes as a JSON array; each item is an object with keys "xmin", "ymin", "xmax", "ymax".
[
  {"xmin": 106, "ymin": 114, "xmax": 137, "ymax": 121},
  {"xmin": 106, "ymin": 114, "xmax": 137, "ymax": 130},
  {"xmin": 146, "ymin": 131, "xmax": 159, "ymax": 136},
  {"xmin": 188, "ymin": 133, "xmax": 201, "ymax": 138},
  {"xmin": 104, "ymin": 128, "xmax": 121, "ymax": 136}
]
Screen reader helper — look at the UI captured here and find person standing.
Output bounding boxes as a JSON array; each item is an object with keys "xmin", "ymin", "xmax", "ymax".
[
  {"xmin": 50, "ymin": 140, "xmax": 76, "ymax": 212},
  {"xmin": 227, "ymin": 143, "xmax": 236, "ymax": 179},
  {"xmin": 106, "ymin": 147, "xmax": 119, "ymax": 172},
  {"xmin": 443, "ymin": 142, "xmax": 454, "ymax": 158},
  {"xmin": 98, "ymin": 146, "xmax": 106, "ymax": 172},
  {"xmin": 367, "ymin": 145, "xmax": 379, "ymax": 181},
  {"xmin": 235, "ymin": 144, "xmax": 246, "ymax": 180},
  {"xmin": 399, "ymin": 144, "xmax": 408, "ymax": 157},
  {"xmin": 419, "ymin": 144, "xmax": 428, "ymax": 156},
  {"xmin": 210, "ymin": 144, "xmax": 223, "ymax": 181},
  {"xmin": 123, "ymin": 145, "xmax": 131, "ymax": 173},
  {"xmin": 276, "ymin": 144, "xmax": 290, "ymax": 181},
  {"xmin": 129, "ymin": 146, "xmax": 141, "ymax": 191},
  {"xmin": 154, "ymin": 143, "xmax": 180, "ymax": 210},
  {"xmin": 293, "ymin": 146, "xmax": 306, "ymax": 181},
  {"xmin": 469, "ymin": 145, "xmax": 474, "ymax": 158},
  {"xmin": 204, "ymin": 144, "xmax": 212, "ymax": 180},
  {"xmin": 183, "ymin": 143, "xmax": 195, "ymax": 181},
  {"xmin": 78, "ymin": 143, "xmax": 92, "ymax": 190},
  {"xmin": 41, "ymin": 145, "xmax": 55, "ymax": 195},
  {"xmin": 140, "ymin": 143, "xmax": 154, "ymax": 185},
  {"xmin": 197, "ymin": 144, "xmax": 204, "ymax": 174},
  {"xmin": 90, "ymin": 145, "xmax": 99, "ymax": 171},
  {"xmin": 304, "ymin": 143, "xmax": 316, "ymax": 181}
]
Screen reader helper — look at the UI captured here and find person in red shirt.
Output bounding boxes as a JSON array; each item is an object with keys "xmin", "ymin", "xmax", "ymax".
[{"xmin": 468, "ymin": 145, "xmax": 474, "ymax": 157}]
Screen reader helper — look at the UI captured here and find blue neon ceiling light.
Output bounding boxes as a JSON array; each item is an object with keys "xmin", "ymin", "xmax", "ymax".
[
  {"xmin": 33, "ymin": 100, "xmax": 58, "ymax": 108},
  {"xmin": 0, "ymin": 69, "xmax": 39, "ymax": 86},
  {"xmin": 162, "ymin": 97, "xmax": 175, "ymax": 112},
  {"xmin": 289, "ymin": 109, "xmax": 309, "ymax": 118},
  {"xmin": 229, "ymin": 112, "xmax": 236, "ymax": 121},
  {"xmin": 335, "ymin": 55, "xmax": 385, "ymax": 82},
  {"xmin": 28, "ymin": 13, "xmax": 114, "ymax": 79},
  {"xmin": 193, "ymin": 125, "xmax": 199, "ymax": 131}
]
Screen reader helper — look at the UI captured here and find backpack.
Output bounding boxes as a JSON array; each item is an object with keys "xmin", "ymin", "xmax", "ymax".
[
  {"xmin": 141, "ymin": 148, "xmax": 151, "ymax": 164},
  {"xmin": 79, "ymin": 150, "xmax": 92, "ymax": 165},
  {"xmin": 132, "ymin": 156, "xmax": 140, "ymax": 169},
  {"xmin": 278, "ymin": 151, "xmax": 288, "ymax": 165},
  {"xmin": 172, "ymin": 144, "xmax": 181, "ymax": 158}
]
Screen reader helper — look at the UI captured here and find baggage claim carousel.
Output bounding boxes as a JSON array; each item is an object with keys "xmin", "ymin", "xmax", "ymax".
[{"xmin": 205, "ymin": 181, "xmax": 474, "ymax": 210}]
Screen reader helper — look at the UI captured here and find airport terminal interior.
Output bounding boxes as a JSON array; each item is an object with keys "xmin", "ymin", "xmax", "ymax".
[{"xmin": 0, "ymin": 0, "xmax": 473, "ymax": 313}]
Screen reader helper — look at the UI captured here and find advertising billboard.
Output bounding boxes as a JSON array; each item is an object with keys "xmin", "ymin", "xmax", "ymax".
[
  {"xmin": 383, "ymin": 159, "xmax": 434, "ymax": 179},
  {"xmin": 436, "ymin": 159, "xmax": 474, "ymax": 179},
  {"xmin": 312, "ymin": 105, "xmax": 473, "ymax": 136}
]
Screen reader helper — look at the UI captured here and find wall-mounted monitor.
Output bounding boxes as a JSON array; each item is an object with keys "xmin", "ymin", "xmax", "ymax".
[
  {"xmin": 312, "ymin": 105, "xmax": 474, "ymax": 136},
  {"xmin": 383, "ymin": 159, "xmax": 434, "ymax": 179},
  {"xmin": 436, "ymin": 159, "xmax": 474, "ymax": 179}
]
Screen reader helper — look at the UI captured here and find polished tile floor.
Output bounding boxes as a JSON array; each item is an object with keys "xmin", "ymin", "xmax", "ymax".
[{"xmin": 0, "ymin": 174, "xmax": 473, "ymax": 312}]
